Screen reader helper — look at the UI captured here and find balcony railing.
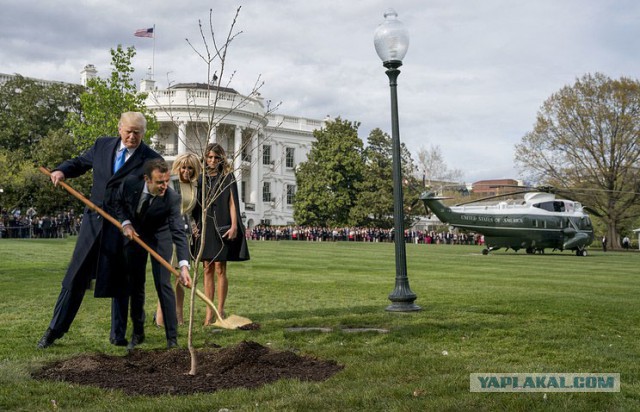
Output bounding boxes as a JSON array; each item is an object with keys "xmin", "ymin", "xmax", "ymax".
[{"xmin": 147, "ymin": 89, "xmax": 266, "ymax": 118}]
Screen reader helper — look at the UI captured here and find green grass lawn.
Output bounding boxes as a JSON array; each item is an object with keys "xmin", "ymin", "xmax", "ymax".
[{"xmin": 1, "ymin": 238, "xmax": 639, "ymax": 411}]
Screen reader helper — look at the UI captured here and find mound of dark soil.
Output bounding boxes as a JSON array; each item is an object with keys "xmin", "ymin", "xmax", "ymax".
[{"xmin": 32, "ymin": 341, "xmax": 343, "ymax": 396}]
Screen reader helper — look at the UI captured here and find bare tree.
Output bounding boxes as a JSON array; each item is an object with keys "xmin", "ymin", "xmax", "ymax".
[
  {"xmin": 150, "ymin": 7, "xmax": 280, "ymax": 375},
  {"xmin": 415, "ymin": 144, "xmax": 463, "ymax": 192}
]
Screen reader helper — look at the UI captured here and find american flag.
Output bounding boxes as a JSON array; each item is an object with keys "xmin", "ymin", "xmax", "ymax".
[{"xmin": 134, "ymin": 27, "xmax": 154, "ymax": 38}]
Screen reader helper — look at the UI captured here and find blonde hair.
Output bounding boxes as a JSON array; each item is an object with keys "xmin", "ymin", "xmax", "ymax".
[
  {"xmin": 118, "ymin": 112, "xmax": 147, "ymax": 132},
  {"xmin": 171, "ymin": 153, "xmax": 201, "ymax": 182}
]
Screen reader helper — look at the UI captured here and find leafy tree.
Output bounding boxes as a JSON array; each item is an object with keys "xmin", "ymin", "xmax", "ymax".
[
  {"xmin": 350, "ymin": 128, "xmax": 393, "ymax": 227},
  {"xmin": 0, "ymin": 75, "xmax": 83, "ymax": 159},
  {"xmin": 0, "ymin": 150, "xmax": 21, "ymax": 212},
  {"xmin": 351, "ymin": 128, "xmax": 419, "ymax": 227},
  {"xmin": 66, "ymin": 45, "xmax": 158, "ymax": 151},
  {"xmin": 515, "ymin": 73, "xmax": 640, "ymax": 249},
  {"xmin": 33, "ymin": 129, "xmax": 91, "ymax": 213},
  {"xmin": 0, "ymin": 129, "xmax": 89, "ymax": 215},
  {"xmin": 0, "ymin": 75, "xmax": 83, "ymax": 214},
  {"xmin": 294, "ymin": 118, "xmax": 365, "ymax": 226}
]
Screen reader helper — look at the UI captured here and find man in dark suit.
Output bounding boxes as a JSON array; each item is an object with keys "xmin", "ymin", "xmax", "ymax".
[
  {"xmin": 37, "ymin": 112, "xmax": 162, "ymax": 349},
  {"xmin": 113, "ymin": 159, "xmax": 192, "ymax": 350}
]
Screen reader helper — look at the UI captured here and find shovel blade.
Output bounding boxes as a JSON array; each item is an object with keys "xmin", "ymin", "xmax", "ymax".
[{"xmin": 213, "ymin": 314, "xmax": 253, "ymax": 329}]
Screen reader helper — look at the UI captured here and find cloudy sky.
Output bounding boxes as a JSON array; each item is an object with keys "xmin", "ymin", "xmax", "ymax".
[{"xmin": 2, "ymin": 0, "xmax": 639, "ymax": 182}]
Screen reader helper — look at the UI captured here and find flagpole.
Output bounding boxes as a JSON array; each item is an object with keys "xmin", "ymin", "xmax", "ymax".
[{"xmin": 152, "ymin": 24, "xmax": 156, "ymax": 80}]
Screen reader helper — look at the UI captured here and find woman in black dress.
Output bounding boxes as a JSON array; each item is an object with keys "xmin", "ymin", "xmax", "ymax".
[{"xmin": 192, "ymin": 143, "xmax": 249, "ymax": 324}]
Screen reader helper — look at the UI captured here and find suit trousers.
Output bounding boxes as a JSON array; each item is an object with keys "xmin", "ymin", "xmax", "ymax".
[
  {"xmin": 111, "ymin": 240, "xmax": 178, "ymax": 341},
  {"xmin": 48, "ymin": 240, "xmax": 100, "ymax": 337}
]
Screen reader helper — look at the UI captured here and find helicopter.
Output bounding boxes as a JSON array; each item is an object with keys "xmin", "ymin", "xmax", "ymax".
[{"xmin": 419, "ymin": 189, "xmax": 595, "ymax": 256}]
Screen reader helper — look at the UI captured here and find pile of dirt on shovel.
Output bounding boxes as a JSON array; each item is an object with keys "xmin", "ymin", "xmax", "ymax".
[{"xmin": 32, "ymin": 340, "xmax": 344, "ymax": 396}]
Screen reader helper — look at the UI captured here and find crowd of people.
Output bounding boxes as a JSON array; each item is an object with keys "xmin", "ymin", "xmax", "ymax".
[
  {"xmin": 246, "ymin": 225, "xmax": 484, "ymax": 245},
  {"xmin": 0, "ymin": 209, "xmax": 81, "ymax": 239},
  {"xmin": 1, "ymin": 209, "xmax": 484, "ymax": 245}
]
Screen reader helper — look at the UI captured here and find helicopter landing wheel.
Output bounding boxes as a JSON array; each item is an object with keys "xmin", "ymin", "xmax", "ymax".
[
  {"xmin": 525, "ymin": 247, "xmax": 535, "ymax": 254},
  {"xmin": 576, "ymin": 249, "xmax": 588, "ymax": 257},
  {"xmin": 482, "ymin": 248, "xmax": 489, "ymax": 255}
]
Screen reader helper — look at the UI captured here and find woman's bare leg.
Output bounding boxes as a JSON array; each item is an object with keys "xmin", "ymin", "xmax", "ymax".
[
  {"xmin": 203, "ymin": 260, "xmax": 216, "ymax": 325},
  {"xmin": 155, "ymin": 279, "xmax": 184, "ymax": 327},
  {"xmin": 154, "ymin": 301, "xmax": 164, "ymax": 327},
  {"xmin": 215, "ymin": 261, "xmax": 228, "ymax": 319}
]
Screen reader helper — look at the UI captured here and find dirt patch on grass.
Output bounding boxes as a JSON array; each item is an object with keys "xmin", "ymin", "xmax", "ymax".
[{"xmin": 32, "ymin": 341, "xmax": 343, "ymax": 396}]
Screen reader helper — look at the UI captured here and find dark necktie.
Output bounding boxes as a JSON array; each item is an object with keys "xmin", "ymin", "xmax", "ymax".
[
  {"xmin": 113, "ymin": 148, "xmax": 127, "ymax": 173},
  {"xmin": 137, "ymin": 193, "xmax": 152, "ymax": 217}
]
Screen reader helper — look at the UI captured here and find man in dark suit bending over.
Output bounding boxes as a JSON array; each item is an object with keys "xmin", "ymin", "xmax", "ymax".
[{"xmin": 113, "ymin": 159, "xmax": 192, "ymax": 350}]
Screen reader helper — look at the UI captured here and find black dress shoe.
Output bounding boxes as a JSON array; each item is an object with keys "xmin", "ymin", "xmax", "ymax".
[
  {"xmin": 166, "ymin": 338, "xmax": 178, "ymax": 349},
  {"xmin": 37, "ymin": 328, "xmax": 59, "ymax": 349},
  {"xmin": 127, "ymin": 333, "xmax": 145, "ymax": 351},
  {"xmin": 110, "ymin": 337, "xmax": 128, "ymax": 346}
]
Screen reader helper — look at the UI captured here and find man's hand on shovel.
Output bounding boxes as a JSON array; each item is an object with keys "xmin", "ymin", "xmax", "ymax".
[
  {"xmin": 122, "ymin": 223, "xmax": 138, "ymax": 240},
  {"xmin": 122, "ymin": 222, "xmax": 192, "ymax": 288},
  {"xmin": 179, "ymin": 266, "xmax": 192, "ymax": 289}
]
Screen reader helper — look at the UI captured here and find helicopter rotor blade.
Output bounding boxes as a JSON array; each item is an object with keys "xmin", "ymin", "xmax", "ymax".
[{"xmin": 454, "ymin": 190, "xmax": 530, "ymax": 206}]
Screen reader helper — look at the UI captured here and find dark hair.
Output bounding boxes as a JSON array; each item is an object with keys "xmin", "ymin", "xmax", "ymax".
[
  {"xmin": 143, "ymin": 159, "xmax": 169, "ymax": 177},
  {"xmin": 204, "ymin": 143, "xmax": 232, "ymax": 174}
]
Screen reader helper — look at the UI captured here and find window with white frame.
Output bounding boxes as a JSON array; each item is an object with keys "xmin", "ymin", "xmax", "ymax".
[
  {"xmin": 262, "ymin": 145, "xmax": 271, "ymax": 165},
  {"xmin": 262, "ymin": 182, "xmax": 272, "ymax": 202},
  {"xmin": 286, "ymin": 184, "xmax": 295, "ymax": 205},
  {"xmin": 285, "ymin": 147, "xmax": 295, "ymax": 168}
]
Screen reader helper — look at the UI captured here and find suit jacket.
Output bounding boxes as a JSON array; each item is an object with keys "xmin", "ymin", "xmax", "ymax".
[
  {"xmin": 116, "ymin": 175, "xmax": 190, "ymax": 265},
  {"xmin": 56, "ymin": 136, "xmax": 162, "ymax": 297}
]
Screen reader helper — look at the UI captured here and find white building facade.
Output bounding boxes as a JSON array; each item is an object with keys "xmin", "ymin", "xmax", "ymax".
[{"xmin": 140, "ymin": 78, "xmax": 324, "ymax": 228}]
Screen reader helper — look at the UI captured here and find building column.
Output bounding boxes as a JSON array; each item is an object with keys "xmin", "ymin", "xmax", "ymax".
[
  {"xmin": 178, "ymin": 121, "xmax": 187, "ymax": 155},
  {"xmin": 208, "ymin": 125, "xmax": 217, "ymax": 144},
  {"xmin": 250, "ymin": 131, "xmax": 260, "ymax": 205},
  {"xmin": 234, "ymin": 125, "xmax": 242, "ymax": 180}
]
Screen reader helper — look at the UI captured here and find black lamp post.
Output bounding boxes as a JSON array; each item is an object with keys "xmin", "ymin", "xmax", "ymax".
[{"xmin": 374, "ymin": 9, "xmax": 421, "ymax": 312}]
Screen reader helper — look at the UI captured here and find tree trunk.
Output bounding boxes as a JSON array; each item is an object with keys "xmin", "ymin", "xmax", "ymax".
[{"xmin": 607, "ymin": 225, "xmax": 621, "ymax": 250}]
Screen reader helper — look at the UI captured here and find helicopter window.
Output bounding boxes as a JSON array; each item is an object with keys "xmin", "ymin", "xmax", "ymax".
[
  {"xmin": 533, "ymin": 202, "xmax": 555, "ymax": 212},
  {"xmin": 577, "ymin": 216, "xmax": 593, "ymax": 230},
  {"xmin": 533, "ymin": 201, "xmax": 566, "ymax": 212}
]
